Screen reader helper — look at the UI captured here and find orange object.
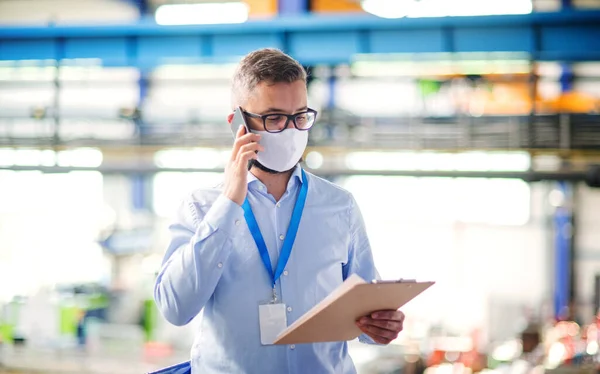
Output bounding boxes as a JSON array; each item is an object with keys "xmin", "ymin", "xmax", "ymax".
[
  {"xmin": 144, "ymin": 341, "xmax": 174, "ymax": 358},
  {"xmin": 427, "ymin": 350, "xmax": 446, "ymax": 367},
  {"xmin": 311, "ymin": 0, "xmax": 364, "ymax": 13},
  {"xmin": 551, "ymin": 91, "xmax": 599, "ymax": 113},
  {"xmin": 451, "ymin": 81, "xmax": 534, "ymax": 116},
  {"xmin": 245, "ymin": 0, "xmax": 277, "ymax": 18}
]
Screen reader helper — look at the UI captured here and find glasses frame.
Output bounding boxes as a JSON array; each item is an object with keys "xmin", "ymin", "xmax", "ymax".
[{"xmin": 242, "ymin": 108, "xmax": 318, "ymax": 133}]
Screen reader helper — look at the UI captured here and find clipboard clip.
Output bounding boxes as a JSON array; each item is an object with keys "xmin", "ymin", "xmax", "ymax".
[{"xmin": 371, "ymin": 278, "xmax": 417, "ymax": 284}]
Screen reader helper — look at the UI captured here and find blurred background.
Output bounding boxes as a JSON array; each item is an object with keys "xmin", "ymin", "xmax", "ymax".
[{"xmin": 0, "ymin": 0, "xmax": 599, "ymax": 373}]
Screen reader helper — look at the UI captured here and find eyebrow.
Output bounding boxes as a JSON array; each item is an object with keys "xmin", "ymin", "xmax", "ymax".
[{"xmin": 261, "ymin": 106, "xmax": 308, "ymax": 114}]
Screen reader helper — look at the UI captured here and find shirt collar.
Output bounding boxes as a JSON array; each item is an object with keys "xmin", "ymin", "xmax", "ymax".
[{"xmin": 247, "ymin": 164, "xmax": 304, "ymax": 190}]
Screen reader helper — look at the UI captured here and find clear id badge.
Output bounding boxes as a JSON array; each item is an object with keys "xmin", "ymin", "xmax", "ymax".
[{"xmin": 258, "ymin": 287, "xmax": 287, "ymax": 345}]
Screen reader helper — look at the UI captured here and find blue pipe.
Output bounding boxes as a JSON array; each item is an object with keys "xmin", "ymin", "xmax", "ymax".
[
  {"xmin": 560, "ymin": 63, "xmax": 573, "ymax": 93},
  {"xmin": 553, "ymin": 181, "xmax": 572, "ymax": 320},
  {"xmin": 278, "ymin": 0, "xmax": 308, "ymax": 16}
]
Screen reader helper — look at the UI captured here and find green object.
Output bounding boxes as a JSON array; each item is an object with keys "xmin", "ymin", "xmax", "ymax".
[
  {"xmin": 59, "ymin": 305, "xmax": 79, "ymax": 336},
  {"xmin": 0, "ymin": 301, "xmax": 20, "ymax": 343},
  {"xmin": 418, "ymin": 79, "xmax": 442, "ymax": 97},
  {"xmin": 0, "ymin": 323, "xmax": 14, "ymax": 343},
  {"xmin": 143, "ymin": 299, "xmax": 157, "ymax": 342},
  {"xmin": 88, "ymin": 293, "xmax": 108, "ymax": 310}
]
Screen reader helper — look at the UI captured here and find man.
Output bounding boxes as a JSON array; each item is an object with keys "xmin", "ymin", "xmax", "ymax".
[{"xmin": 154, "ymin": 48, "xmax": 405, "ymax": 374}]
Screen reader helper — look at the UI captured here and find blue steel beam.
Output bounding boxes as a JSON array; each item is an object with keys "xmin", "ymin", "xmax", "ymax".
[{"xmin": 0, "ymin": 10, "xmax": 599, "ymax": 67}]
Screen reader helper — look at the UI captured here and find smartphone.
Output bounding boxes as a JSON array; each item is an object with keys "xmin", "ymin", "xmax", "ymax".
[
  {"xmin": 230, "ymin": 107, "xmax": 259, "ymax": 167},
  {"xmin": 230, "ymin": 106, "xmax": 251, "ymax": 138}
]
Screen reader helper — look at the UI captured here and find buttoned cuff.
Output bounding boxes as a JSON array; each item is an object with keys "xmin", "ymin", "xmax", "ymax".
[{"xmin": 203, "ymin": 194, "xmax": 246, "ymax": 237}]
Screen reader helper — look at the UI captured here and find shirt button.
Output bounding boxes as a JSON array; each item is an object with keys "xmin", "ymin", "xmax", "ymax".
[
  {"xmin": 217, "ymin": 262, "xmax": 223, "ymax": 268},
  {"xmin": 283, "ymin": 270, "xmax": 289, "ymax": 276},
  {"xmin": 279, "ymin": 234, "xmax": 285, "ymax": 240},
  {"xmin": 276, "ymin": 202, "xmax": 281, "ymax": 208},
  {"xmin": 287, "ymin": 306, "xmax": 292, "ymax": 312},
  {"xmin": 290, "ymin": 345, "xmax": 295, "ymax": 350},
  {"xmin": 258, "ymin": 185, "xmax": 264, "ymax": 191},
  {"xmin": 235, "ymin": 220, "xmax": 240, "ymax": 226}
]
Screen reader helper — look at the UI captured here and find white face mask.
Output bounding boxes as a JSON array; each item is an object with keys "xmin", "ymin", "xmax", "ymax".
[{"xmin": 253, "ymin": 129, "xmax": 308, "ymax": 172}]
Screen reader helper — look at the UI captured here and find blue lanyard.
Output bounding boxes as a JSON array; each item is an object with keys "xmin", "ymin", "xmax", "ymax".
[{"xmin": 242, "ymin": 169, "xmax": 308, "ymax": 288}]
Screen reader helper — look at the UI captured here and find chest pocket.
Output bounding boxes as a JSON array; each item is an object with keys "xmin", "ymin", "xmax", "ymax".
[
  {"xmin": 229, "ymin": 231, "xmax": 262, "ymax": 274},
  {"xmin": 294, "ymin": 211, "xmax": 349, "ymax": 303}
]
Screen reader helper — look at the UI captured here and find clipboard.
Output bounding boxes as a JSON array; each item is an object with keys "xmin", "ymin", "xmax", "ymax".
[{"xmin": 273, "ymin": 273, "xmax": 434, "ymax": 345}]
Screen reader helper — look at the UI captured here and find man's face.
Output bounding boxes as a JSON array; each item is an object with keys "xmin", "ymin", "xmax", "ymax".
[
  {"xmin": 243, "ymin": 80, "xmax": 308, "ymax": 131},
  {"xmin": 229, "ymin": 79, "xmax": 309, "ymax": 174}
]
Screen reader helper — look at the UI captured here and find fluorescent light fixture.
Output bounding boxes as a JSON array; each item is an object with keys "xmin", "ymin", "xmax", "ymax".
[
  {"xmin": 351, "ymin": 58, "xmax": 531, "ymax": 78},
  {"xmin": 154, "ymin": 148, "xmax": 225, "ymax": 169},
  {"xmin": 152, "ymin": 64, "xmax": 238, "ymax": 80},
  {"xmin": 155, "ymin": 2, "xmax": 249, "ymax": 26},
  {"xmin": 345, "ymin": 151, "xmax": 530, "ymax": 172},
  {"xmin": 0, "ymin": 148, "xmax": 103, "ymax": 168},
  {"xmin": 57, "ymin": 148, "xmax": 103, "ymax": 168},
  {"xmin": 361, "ymin": 0, "xmax": 414, "ymax": 19},
  {"xmin": 361, "ymin": 0, "xmax": 532, "ymax": 19}
]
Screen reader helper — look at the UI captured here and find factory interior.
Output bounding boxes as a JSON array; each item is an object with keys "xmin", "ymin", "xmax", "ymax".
[{"xmin": 0, "ymin": 0, "xmax": 600, "ymax": 373}]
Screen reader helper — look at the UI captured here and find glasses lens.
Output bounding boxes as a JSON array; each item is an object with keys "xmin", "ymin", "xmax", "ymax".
[
  {"xmin": 264, "ymin": 114, "xmax": 288, "ymax": 132},
  {"xmin": 294, "ymin": 112, "xmax": 316, "ymax": 130},
  {"xmin": 263, "ymin": 111, "xmax": 316, "ymax": 132}
]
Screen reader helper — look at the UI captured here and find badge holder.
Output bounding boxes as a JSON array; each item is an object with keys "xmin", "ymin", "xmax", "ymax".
[{"xmin": 258, "ymin": 286, "xmax": 287, "ymax": 345}]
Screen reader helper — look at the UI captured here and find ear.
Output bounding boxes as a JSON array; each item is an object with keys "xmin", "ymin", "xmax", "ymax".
[{"xmin": 227, "ymin": 113, "xmax": 234, "ymax": 124}]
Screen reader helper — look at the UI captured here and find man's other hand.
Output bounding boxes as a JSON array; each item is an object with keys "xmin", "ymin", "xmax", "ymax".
[{"xmin": 355, "ymin": 310, "xmax": 405, "ymax": 345}]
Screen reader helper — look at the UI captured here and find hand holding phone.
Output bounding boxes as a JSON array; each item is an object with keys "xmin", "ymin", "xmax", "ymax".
[{"xmin": 223, "ymin": 108, "xmax": 264, "ymax": 206}]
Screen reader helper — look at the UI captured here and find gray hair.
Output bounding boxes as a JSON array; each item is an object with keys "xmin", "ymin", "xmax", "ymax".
[{"xmin": 231, "ymin": 48, "xmax": 307, "ymax": 109}]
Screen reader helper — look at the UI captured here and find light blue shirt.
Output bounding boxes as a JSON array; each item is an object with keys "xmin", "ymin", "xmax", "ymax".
[{"xmin": 154, "ymin": 166, "xmax": 380, "ymax": 374}]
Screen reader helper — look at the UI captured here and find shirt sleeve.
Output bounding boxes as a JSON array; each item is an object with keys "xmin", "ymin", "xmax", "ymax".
[
  {"xmin": 154, "ymin": 193, "xmax": 245, "ymax": 326},
  {"xmin": 342, "ymin": 193, "xmax": 382, "ymax": 345}
]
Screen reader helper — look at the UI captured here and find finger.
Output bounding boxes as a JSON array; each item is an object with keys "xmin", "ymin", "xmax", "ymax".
[
  {"xmin": 236, "ymin": 132, "xmax": 261, "ymax": 145},
  {"xmin": 371, "ymin": 310, "xmax": 405, "ymax": 322},
  {"xmin": 235, "ymin": 145, "xmax": 261, "ymax": 164},
  {"xmin": 238, "ymin": 142, "xmax": 264, "ymax": 155},
  {"xmin": 237, "ymin": 150, "xmax": 258, "ymax": 165},
  {"xmin": 357, "ymin": 324, "xmax": 393, "ymax": 345},
  {"xmin": 357, "ymin": 322, "xmax": 398, "ymax": 341},
  {"xmin": 359, "ymin": 317, "xmax": 402, "ymax": 332},
  {"xmin": 372, "ymin": 336, "xmax": 392, "ymax": 345},
  {"xmin": 231, "ymin": 132, "xmax": 261, "ymax": 159}
]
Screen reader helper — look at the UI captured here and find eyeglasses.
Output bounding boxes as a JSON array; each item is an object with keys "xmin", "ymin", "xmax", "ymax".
[{"xmin": 243, "ymin": 108, "xmax": 318, "ymax": 133}]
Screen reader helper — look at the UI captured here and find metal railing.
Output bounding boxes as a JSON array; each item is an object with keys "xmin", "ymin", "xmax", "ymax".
[{"xmin": 2, "ymin": 112, "xmax": 599, "ymax": 151}]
